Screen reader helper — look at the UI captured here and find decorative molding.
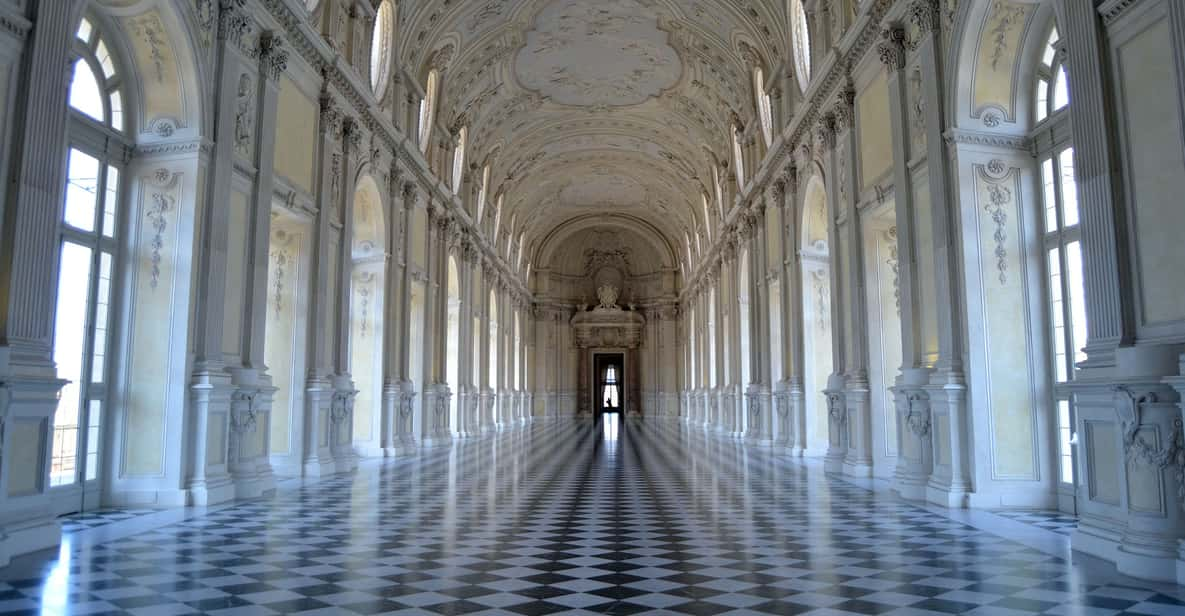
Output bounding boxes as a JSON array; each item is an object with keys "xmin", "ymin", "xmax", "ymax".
[
  {"xmin": 980, "ymin": 165, "xmax": 1013, "ymax": 286},
  {"xmin": 943, "ymin": 128, "xmax": 1029, "ymax": 150},
  {"xmin": 1098, "ymin": 0, "xmax": 1140, "ymax": 26}
]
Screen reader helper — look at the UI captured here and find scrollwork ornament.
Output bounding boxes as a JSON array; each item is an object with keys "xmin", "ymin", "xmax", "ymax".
[
  {"xmin": 1114, "ymin": 386, "xmax": 1180, "ymax": 470},
  {"xmin": 230, "ymin": 390, "xmax": 259, "ymax": 433}
]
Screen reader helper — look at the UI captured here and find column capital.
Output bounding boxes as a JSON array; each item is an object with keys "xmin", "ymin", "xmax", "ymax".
[
  {"xmin": 258, "ymin": 31, "xmax": 289, "ymax": 82},
  {"xmin": 877, "ymin": 26, "xmax": 907, "ymax": 71}
]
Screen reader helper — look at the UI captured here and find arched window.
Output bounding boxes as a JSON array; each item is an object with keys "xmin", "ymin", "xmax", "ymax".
[
  {"xmin": 790, "ymin": 0, "xmax": 811, "ymax": 93},
  {"xmin": 1029, "ymin": 18, "xmax": 1084, "ymax": 489},
  {"xmin": 492, "ymin": 193, "xmax": 504, "ymax": 241},
  {"xmin": 711, "ymin": 164, "xmax": 724, "ymax": 217},
  {"xmin": 754, "ymin": 67, "xmax": 774, "ymax": 146},
  {"xmin": 700, "ymin": 192, "xmax": 712, "ymax": 240},
  {"xmin": 1035, "ymin": 25, "xmax": 1068, "ymax": 124},
  {"xmin": 451, "ymin": 126, "xmax": 467, "ymax": 194},
  {"xmin": 369, "ymin": 0, "xmax": 395, "ymax": 96},
  {"xmin": 684, "ymin": 232, "xmax": 694, "ymax": 271},
  {"xmin": 732, "ymin": 124, "xmax": 746, "ymax": 192},
  {"xmin": 418, "ymin": 69, "xmax": 439, "ymax": 152},
  {"xmin": 476, "ymin": 163, "xmax": 491, "ymax": 223},
  {"xmin": 70, "ymin": 17, "xmax": 123, "ymax": 131},
  {"xmin": 50, "ymin": 16, "xmax": 130, "ymax": 495}
]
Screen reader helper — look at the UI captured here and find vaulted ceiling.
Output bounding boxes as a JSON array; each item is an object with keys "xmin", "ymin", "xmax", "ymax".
[{"xmin": 398, "ymin": 0, "xmax": 790, "ymax": 269}]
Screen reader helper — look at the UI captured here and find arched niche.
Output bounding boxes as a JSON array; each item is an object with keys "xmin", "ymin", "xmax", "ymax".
[{"xmin": 799, "ymin": 172, "xmax": 834, "ymax": 456}]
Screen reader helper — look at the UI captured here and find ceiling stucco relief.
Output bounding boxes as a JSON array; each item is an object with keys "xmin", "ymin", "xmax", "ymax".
[
  {"xmin": 513, "ymin": 0, "xmax": 683, "ymax": 107},
  {"xmin": 398, "ymin": 0, "xmax": 791, "ymax": 262},
  {"xmin": 558, "ymin": 169, "xmax": 648, "ymax": 209}
]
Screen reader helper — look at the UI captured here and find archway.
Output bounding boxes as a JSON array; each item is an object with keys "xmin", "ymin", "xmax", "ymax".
[
  {"xmin": 801, "ymin": 174, "xmax": 834, "ymax": 455},
  {"xmin": 349, "ymin": 176, "xmax": 386, "ymax": 457}
]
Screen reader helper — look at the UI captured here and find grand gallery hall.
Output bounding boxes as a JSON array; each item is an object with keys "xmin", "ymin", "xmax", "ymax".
[{"xmin": 1, "ymin": 0, "xmax": 1184, "ymax": 614}]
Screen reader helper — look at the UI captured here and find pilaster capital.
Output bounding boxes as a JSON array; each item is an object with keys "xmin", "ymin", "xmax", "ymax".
[
  {"xmin": 813, "ymin": 113, "xmax": 835, "ymax": 150},
  {"xmin": 218, "ymin": 0, "xmax": 252, "ymax": 48},
  {"xmin": 258, "ymin": 30, "xmax": 288, "ymax": 82},
  {"xmin": 319, "ymin": 95, "xmax": 343, "ymax": 139},
  {"xmin": 831, "ymin": 90, "xmax": 855, "ymax": 133},
  {"xmin": 342, "ymin": 117, "xmax": 364, "ymax": 152},
  {"xmin": 401, "ymin": 181, "xmax": 420, "ymax": 208},
  {"xmin": 782, "ymin": 163, "xmax": 799, "ymax": 195},
  {"xmin": 877, "ymin": 26, "xmax": 907, "ymax": 71},
  {"xmin": 908, "ymin": 0, "xmax": 941, "ymax": 45}
]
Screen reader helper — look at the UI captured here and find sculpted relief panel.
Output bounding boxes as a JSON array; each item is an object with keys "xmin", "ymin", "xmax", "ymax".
[{"xmin": 514, "ymin": 0, "xmax": 683, "ymax": 107}]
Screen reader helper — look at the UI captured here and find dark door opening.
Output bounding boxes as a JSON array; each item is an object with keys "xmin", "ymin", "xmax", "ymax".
[{"xmin": 594, "ymin": 353, "xmax": 624, "ymax": 417}]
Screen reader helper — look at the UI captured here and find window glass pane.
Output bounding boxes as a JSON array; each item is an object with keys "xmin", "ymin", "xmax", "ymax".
[
  {"xmin": 91, "ymin": 251, "xmax": 113, "ymax": 383},
  {"xmin": 85, "ymin": 399, "xmax": 101, "ymax": 481},
  {"xmin": 1058, "ymin": 400, "xmax": 1073, "ymax": 483},
  {"xmin": 1036, "ymin": 80, "xmax": 1049, "ymax": 123},
  {"xmin": 1058, "ymin": 148, "xmax": 1079, "ymax": 227},
  {"xmin": 103, "ymin": 165, "xmax": 119, "ymax": 238},
  {"xmin": 1041, "ymin": 158, "xmax": 1057, "ymax": 233},
  {"xmin": 1053, "ymin": 66, "xmax": 1069, "ymax": 110},
  {"xmin": 1042, "ymin": 29, "xmax": 1058, "ymax": 66},
  {"xmin": 109, "ymin": 90, "xmax": 123, "ymax": 131},
  {"xmin": 65, "ymin": 149, "xmax": 100, "ymax": 232},
  {"xmin": 1048, "ymin": 248, "xmax": 1067, "ymax": 383},
  {"xmin": 1065, "ymin": 241, "xmax": 1088, "ymax": 369},
  {"xmin": 69, "ymin": 59, "xmax": 105, "ymax": 122},
  {"xmin": 95, "ymin": 40, "xmax": 115, "ymax": 79},
  {"xmin": 77, "ymin": 18, "xmax": 93, "ymax": 43},
  {"xmin": 51, "ymin": 241, "xmax": 94, "ymax": 487}
]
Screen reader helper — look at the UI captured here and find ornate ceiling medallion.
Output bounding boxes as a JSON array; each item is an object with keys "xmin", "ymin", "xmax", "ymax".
[{"xmin": 513, "ymin": 0, "xmax": 684, "ymax": 107}]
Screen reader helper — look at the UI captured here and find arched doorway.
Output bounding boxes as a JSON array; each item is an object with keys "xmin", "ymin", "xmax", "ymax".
[
  {"xmin": 801, "ymin": 174, "xmax": 834, "ymax": 456},
  {"xmin": 348, "ymin": 176, "xmax": 385, "ymax": 456}
]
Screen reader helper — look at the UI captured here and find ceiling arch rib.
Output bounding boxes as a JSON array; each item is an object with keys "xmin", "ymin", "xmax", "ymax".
[{"xmin": 399, "ymin": 0, "xmax": 790, "ymax": 267}]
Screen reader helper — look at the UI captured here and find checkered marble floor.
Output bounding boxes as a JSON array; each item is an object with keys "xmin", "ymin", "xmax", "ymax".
[
  {"xmin": 3, "ymin": 417, "xmax": 1184, "ymax": 615},
  {"xmin": 990, "ymin": 510, "xmax": 1078, "ymax": 538},
  {"xmin": 58, "ymin": 508, "xmax": 164, "ymax": 534}
]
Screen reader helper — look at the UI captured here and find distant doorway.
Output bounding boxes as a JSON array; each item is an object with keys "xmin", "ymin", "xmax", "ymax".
[{"xmin": 594, "ymin": 353, "xmax": 624, "ymax": 417}]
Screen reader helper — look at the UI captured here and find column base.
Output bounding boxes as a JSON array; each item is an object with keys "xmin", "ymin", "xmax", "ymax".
[
  {"xmin": 891, "ymin": 474, "xmax": 928, "ymax": 501},
  {"xmin": 302, "ymin": 457, "xmax": 337, "ymax": 478},
  {"xmin": 824, "ymin": 453, "xmax": 845, "ymax": 474},
  {"xmin": 842, "ymin": 461, "xmax": 873, "ymax": 478},
  {"xmin": 188, "ymin": 476, "xmax": 235, "ymax": 506},
  {"xmin": 926, "ymin": 479, "xmax": 971, "ymax": 508},
  {"xmin": 0, "ymin": 515, "xmax": 59, "ymax": 568}
]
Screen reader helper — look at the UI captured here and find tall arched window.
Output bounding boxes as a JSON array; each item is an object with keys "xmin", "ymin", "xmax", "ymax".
[
  {"xmin": 700, "ymin": 192, "xmax": 712, "ymax": 240},
  {"xmin": 451, "ymin": 126, "xmax": 467, "ymax": 194},
  {"xmin": 731, "ymin": 124, "xmax": 746, "ymax": 192},
  {"xmin": 369, "ymin": 0, "xmax": 395, "ymax": 96},
  {"xmin": 711, "ymin": 164, "xmax": 724, "ymax": 217},
  {"xmin": 754, "ymin": 67, "xmax": 774, "ymax": 146},
  {"xmin": 492, "ymin": 193, "xmax": 504, "ymax": 242},
  {"xmin": 418, "ymin": 69, "xmax": 439, "ymax": 152},
  {"xmin": 790, "ymin": 0, "xmax": 811, "ymax": 93},
  {"xmin": 1035, "ymin": 25, "xmax": 1068, "ymax": 124},
  {"xmin": 50, "ymin": 17, "xmax": 129, "ymax": 498},
  {"xmin": 1030, "ymin": 19, "xmax": 1084, "ymax": 490},
  {"xmin": 684, "ymin": 232, "xmax": 694, "ymax": 271}
]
